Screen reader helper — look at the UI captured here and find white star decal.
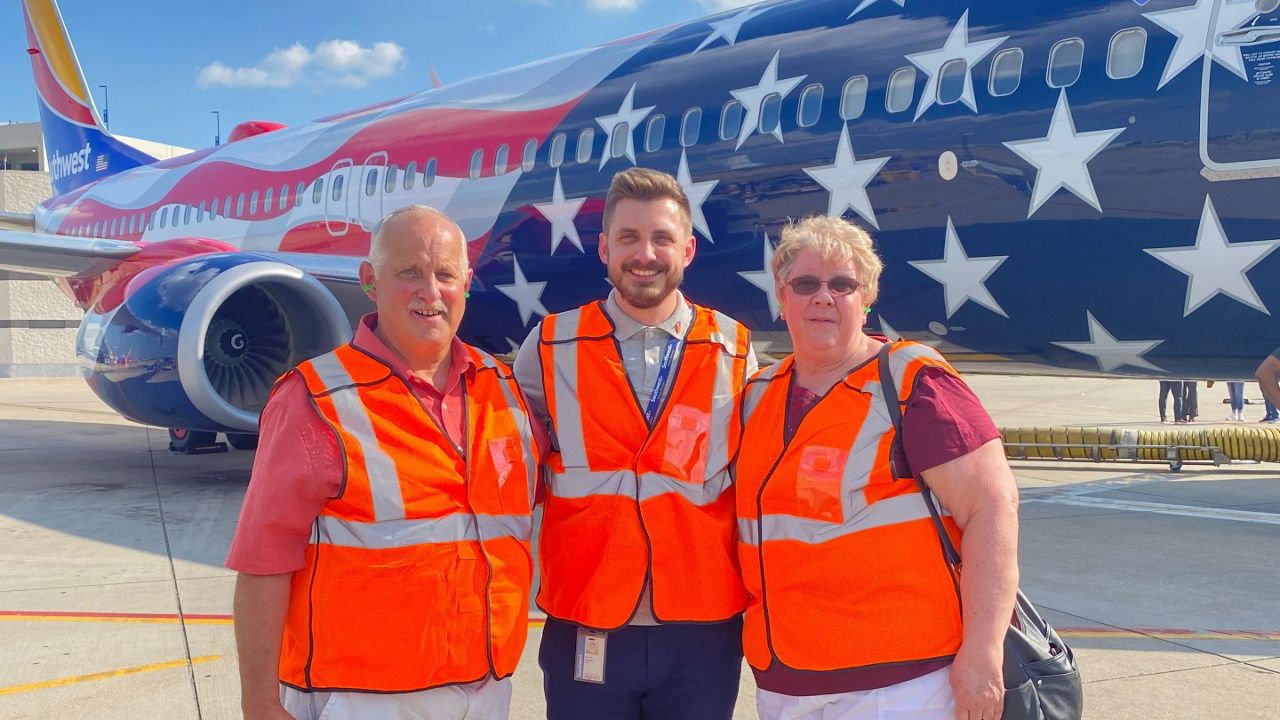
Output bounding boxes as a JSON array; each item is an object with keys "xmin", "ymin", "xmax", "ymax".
[
  {"xmin": 694, "ymin": 4, "xmax": 769, "ymax": 54},
  {"xmin": 595, "ymin": 84, "xmax": 654, "ymax": 170},
  {"xmin": 1002, "ymin": 91, "xmax": 1125, "ymax": 218},
  {"xmin": 730, "ymin": 51, "xmax": 806, "ymax": 150},
  {"xmin": 533, "ymin": 170, "xmax": 587, "ymax": 254},
  {"xmin": 850, "ymin": 0, "xmax": 906, "ymax": 18},
  {"xmin": 1052, "ymin": 311, "xmax": 1164, "ymax": 373},
  {"xmin": 1145, "ymin": 195, "xmax": 1280, "ymax": 317},
  {"xmin": 677, "ymin": 149, "xmax": 718, "ymax": 243},
  {"xmin": 738, "ymin": 233, "xmax": 780, "ymax": 320},
  {"xmin": 496, "ymin": 255, "xmax": 550, "ymax": 327},
  {"xmin": 905, "ymin": 10, "xmax": 1008, "ymax": 121},
  {"xmin": 1145, "ymin": 0, "xmax": 1257, "ymax": 89},
  {"xmin": 802, "ymin": 125, "xmax": 890, "ymax": 229},
  {"xmin": 908, "ymin": 218, "xmax": 1009, "ymax": 319},
  {"xmin": 877, "ymin": 316, "xmax": 903, "ymax": 341}
]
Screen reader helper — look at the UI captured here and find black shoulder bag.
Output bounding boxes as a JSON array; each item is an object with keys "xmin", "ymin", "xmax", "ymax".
[{"xmin": 876, "ymin": 344, "xmax": 1083, "ymax": 720}]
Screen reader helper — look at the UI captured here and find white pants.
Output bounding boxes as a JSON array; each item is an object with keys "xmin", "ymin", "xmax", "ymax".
[
  {"xmin": 281, "ymin": 676, "xmax": 512, "ymax": 720},
  {"xmin": 757, "ymin": 666, "xmax": 956, "ymax": 720}
]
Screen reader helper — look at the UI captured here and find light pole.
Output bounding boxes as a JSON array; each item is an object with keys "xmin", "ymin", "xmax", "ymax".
[
  {"xmin": 211, "ymin": 110, "xmax": 220, "ymax": 146},
  {"xmin": 97, "ymin": 84, "xmax": 108, "ymax": 129}
]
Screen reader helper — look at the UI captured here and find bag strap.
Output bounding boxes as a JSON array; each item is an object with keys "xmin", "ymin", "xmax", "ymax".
[{"xmin": 876, "ymin": 343, "xmax": 962, "ymax": 569}]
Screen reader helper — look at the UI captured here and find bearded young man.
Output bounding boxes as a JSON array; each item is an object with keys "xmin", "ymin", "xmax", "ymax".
[{"xmin": 513, "ymin": 167, "xmax": 756, "ymax": 719}]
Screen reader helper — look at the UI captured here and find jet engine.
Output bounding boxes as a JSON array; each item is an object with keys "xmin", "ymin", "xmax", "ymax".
[{"xmin": 77, "ymin": 253, "xmax": 351, "ymax": 432}]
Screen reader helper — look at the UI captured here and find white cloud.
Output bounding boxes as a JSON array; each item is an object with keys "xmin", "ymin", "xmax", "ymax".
[
  {"xmin": 697, "ymin": 0, "xmax": 758, "ymax": 10},
  {"xmin": 588, "ymin": 0, "xmax": 638, "ymax": 10},
  {"xmin": 197, "ymin": 39, "xmax": 406, "ymax": 90}
]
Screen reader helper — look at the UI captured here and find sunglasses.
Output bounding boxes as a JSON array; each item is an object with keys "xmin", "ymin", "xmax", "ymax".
[{"xmin": 784, "ymin": 275, "xmax": 861, "ymax": 296}]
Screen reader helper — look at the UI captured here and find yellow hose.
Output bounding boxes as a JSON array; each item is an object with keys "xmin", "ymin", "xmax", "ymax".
[{"xmin": 1000, "ymin": 425, "xmax": 1280, "ymax": 467}]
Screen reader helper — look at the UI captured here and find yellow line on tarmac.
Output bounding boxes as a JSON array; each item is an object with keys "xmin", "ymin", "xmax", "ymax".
[{"xmin": 0, "ymin": 655, "xmax": 219, "ymax": 697}]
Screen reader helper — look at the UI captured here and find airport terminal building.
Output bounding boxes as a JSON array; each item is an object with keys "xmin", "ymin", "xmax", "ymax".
[{"xmin": 0, "ymin": 121, "xmax": 190, "ymax": 377}]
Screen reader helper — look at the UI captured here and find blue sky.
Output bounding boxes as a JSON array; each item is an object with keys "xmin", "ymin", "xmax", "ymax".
[{"xmin": 0, "ymin": 0, "xmax": 752, "ymax": 150}]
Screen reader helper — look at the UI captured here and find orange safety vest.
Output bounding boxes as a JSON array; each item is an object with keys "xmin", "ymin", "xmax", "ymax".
[
  {"xmin": 280, "ymin": 342, "xmax": 538, "ymax": 693},
  {"xmin": 537, "ymin": 300, "xmax": 750, "ymax": 629},
  {"xmin": 735, "ymin": 341, "xmax": 964, "ymax": 674}
]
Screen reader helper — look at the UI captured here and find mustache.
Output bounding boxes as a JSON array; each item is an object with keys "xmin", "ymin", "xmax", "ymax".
[{"xmin": 622, "ymin": 259, "xmax": 668, "ymax": 273}]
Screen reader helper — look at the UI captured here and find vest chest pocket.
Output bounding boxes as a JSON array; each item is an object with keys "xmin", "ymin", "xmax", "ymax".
[
  {"xmin": 795, "ymin": 445, "xmax": 848, "ymax": 522},
  {"xmin": 664, "ymin": 404, "xmax": 710, "ymax": 482}
]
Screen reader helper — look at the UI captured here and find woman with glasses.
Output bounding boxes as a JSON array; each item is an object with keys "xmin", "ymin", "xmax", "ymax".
[{"xmin": 733, "ymin": 216, "xmax": 1021, "ymax": 720}]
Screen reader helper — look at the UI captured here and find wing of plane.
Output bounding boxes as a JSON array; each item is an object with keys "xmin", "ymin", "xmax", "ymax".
[
  {"xmin": 0, "ymin": 229, "xmax": 139, "ymax": 277},
  {"xmin": 0, "ymin": 211, "xmax": 36, "ymax": 230}
]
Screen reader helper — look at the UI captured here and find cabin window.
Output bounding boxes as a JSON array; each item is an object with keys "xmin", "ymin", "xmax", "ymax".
[
  {"xmin": 469, "ymin": 149, "xmax": 483, "ymax": 180},
  {"xmin": 798, "ymin": 83, "xmax": 823, "ymax": 128},
  {"xmin": 223, "ymin": 196, "xmax": 233, "ymax": 217},
  {"xmin": 236, "ymin": 194, "xmax": 246, "ymax": 217},
  {"xmin": 366, "ymin": 168, "xmax": 380, "ymax": 196},
  {"xmin": 1107, "ymin": 28, "xmax": 1146, "ymax": 80},
  {"xmin": 609, "ymin": 124, "xmax": 629, "ymax": 160},
  {"xmin": 425, "ymin": 158, "xmax": 437, "ymax": 187},
  {"xmin": 249, "ymin": 191, "xmax": 259, "ymax": 215},
  {"xmin": 645, "ymin": 115, "xmax": 665, "ymax": 152},
  {"xmin": 93, "ymin": 222, "xmax": 101, "ymax": 236},
  {"xmin": 886, "ymin": 67, "xmax": 916, "ymax": 113},
  {"xmin": 495, "ymin": 144, "xmax": 510, "ymax": 175},
  {"xmin": 840, "ymin": 76, "xmax": 869, "ymax": 120},
  {"xmin": 759, "ymin": 93, "xmax": 782, "ymax": 135},
  {"xmin": 264, "ymin": 187, "xmax": 274, "ymax": 212},
  {"xmin": 680, "ymin": 107, "xmax": 702, "ymax": 147},
  {"xmin": 1048, "ymin": 38, "xmax": 1085, "ymax": 88},
  {"xmin": 989, "ymin": 49, "xmax": 1023, "ymax": 97},
  {"xmin": 576, "ymin": 128, "xmax": 595, "ymax": 164},
  {"xmin": 404, "ymin": 162, "xmax": 417, "ymax": 190},
  {"xmin": 720, "ymin": 101, "xmax": 743, "ymax": 141},
  {"xmin": 161, "ymin": 207, "xmax": 170, "ymax": 229},
  {"xmin": 184, "ymin": 205, "xmax": 193, "ymax": 224},
  {"xmin": 332, "ymin": 175, "xmax": 346, "ymax": 202},
  {"xmin": 384, "ymin": 165, "xmax": 398, "ymax": 193},
  {"xmin": 309, "ymin": 181, "xmax": 321, "ymax": 205},
  {"xmin": 522, "ymin": 139, "xmax": 537, "ymax": 171},
  {"xmin": 143, "ymin": 213, "xmax": 151, "ymax": 231},
  {"xmin": 549, "ymin": 133, "xmax": 566, "ymax": 168},
  {"xmin": 295, "ymin": 182, "xmax": 306, "ymax": 207},
  {"xmin": 278, "ymin": 185, "xmax": 288, "ymax": 210},
  {"xmin": 127, "ymin": 215, "xmax": 136, "ymax": 234},
  {"xmin": 196, "ymin": 202, "xmax": 206, "ymax": 223},
  {"xmin": 937, "ymin": 59, "xmax": 967, "ymax": 105},
  {"xmin": 110, "ymin": 218, "xmax": 119, "ymax": 236}
]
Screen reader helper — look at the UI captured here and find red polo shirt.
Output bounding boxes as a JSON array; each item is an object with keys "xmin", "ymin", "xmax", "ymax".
[{"xmin": 227, "ymin": 313, "xmax": 526, "ymax": 575}]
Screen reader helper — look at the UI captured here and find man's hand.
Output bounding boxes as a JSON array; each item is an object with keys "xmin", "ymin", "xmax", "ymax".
[
  {"xmin": 950, "ymin": 644, "xmax": 1004, "ymax": 720},
  {"xmin": 241, "ymin": 699, "xmax": 294, "ymax": 720}
]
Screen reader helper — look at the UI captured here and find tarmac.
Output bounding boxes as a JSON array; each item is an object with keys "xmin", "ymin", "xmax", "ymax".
[{"xmin": 1, "ymin": 374, "xmax": 1278, "ymax": 719}]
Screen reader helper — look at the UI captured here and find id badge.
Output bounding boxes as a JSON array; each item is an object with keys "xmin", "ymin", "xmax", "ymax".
[{"xmin": 574, "ymin": 628, "xmax": 607, "ymax": 684}]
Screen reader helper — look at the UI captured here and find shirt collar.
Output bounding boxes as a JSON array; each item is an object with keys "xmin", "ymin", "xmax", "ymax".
[
  {"xmin": 352, "ymin": 312, "xmax": 476, "ymax": 384},
  {"xmin": 603, "ymin": 290, "xmax": 692, "ymax": 341}
]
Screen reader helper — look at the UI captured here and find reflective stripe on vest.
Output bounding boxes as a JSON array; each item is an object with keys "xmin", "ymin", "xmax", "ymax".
[
  {"xmin": 282, "ymin": 342, "xmax": 537, "ymax": 693},
  {"xmin": 735, "ymin": 340, "xmax": 964, "ymax": 674},
  {"xmin": 536, "ymin": 301, "xmax": 749, "ymax": 628}
]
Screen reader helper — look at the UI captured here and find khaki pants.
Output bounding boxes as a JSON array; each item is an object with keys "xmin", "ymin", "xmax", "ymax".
[
  {"xmin": 756, "ymin": 666, "xmax": 955, "ymax": 720},
  {"xmin": 281, "ymin": 676, "xmax": 512, "ymax": 720}
]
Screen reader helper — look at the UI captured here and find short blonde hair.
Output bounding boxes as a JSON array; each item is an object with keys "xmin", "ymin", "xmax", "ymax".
[
  {"xmin": 603, "ymin": 167, "xmax": 692, "ymax": 235},
  {"xmin": 771, "ymin": 215, "xmax": 882, "ymax": 305}
]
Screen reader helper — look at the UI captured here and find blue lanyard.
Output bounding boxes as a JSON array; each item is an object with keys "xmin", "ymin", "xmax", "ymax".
[{"xmin": 644, "ymin": 337, "xmax": 680, "ymax": 426}]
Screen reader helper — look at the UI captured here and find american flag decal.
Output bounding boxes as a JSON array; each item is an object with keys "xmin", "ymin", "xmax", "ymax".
[{"xmin": 94, "ymin": 154, "xmax": 107, "ymax": 172}]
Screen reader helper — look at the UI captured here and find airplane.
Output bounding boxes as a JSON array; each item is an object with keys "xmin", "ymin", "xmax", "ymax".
[{"xmin": 3, "ymin": 0, "xmax": 1280, "ymax": 452}]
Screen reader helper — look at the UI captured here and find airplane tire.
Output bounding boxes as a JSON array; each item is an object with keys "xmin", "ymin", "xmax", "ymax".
[
  {"xmin": 226, "ymin": 433, "xmax": 259, "ymax": 451},
  {"xmin": 168, "ymin": 428, "xmax": 218, "ymax": 454}
]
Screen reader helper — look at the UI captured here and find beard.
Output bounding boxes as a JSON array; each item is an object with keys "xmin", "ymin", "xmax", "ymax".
[{"xmin": 610, "ymin": 258, "xmax": 684, "ymax": 309}]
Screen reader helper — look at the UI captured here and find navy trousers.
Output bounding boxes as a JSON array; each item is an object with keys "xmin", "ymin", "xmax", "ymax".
[{"xmin": 539, "ymin": 615, "xmax": 743, "ymax": 720}]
